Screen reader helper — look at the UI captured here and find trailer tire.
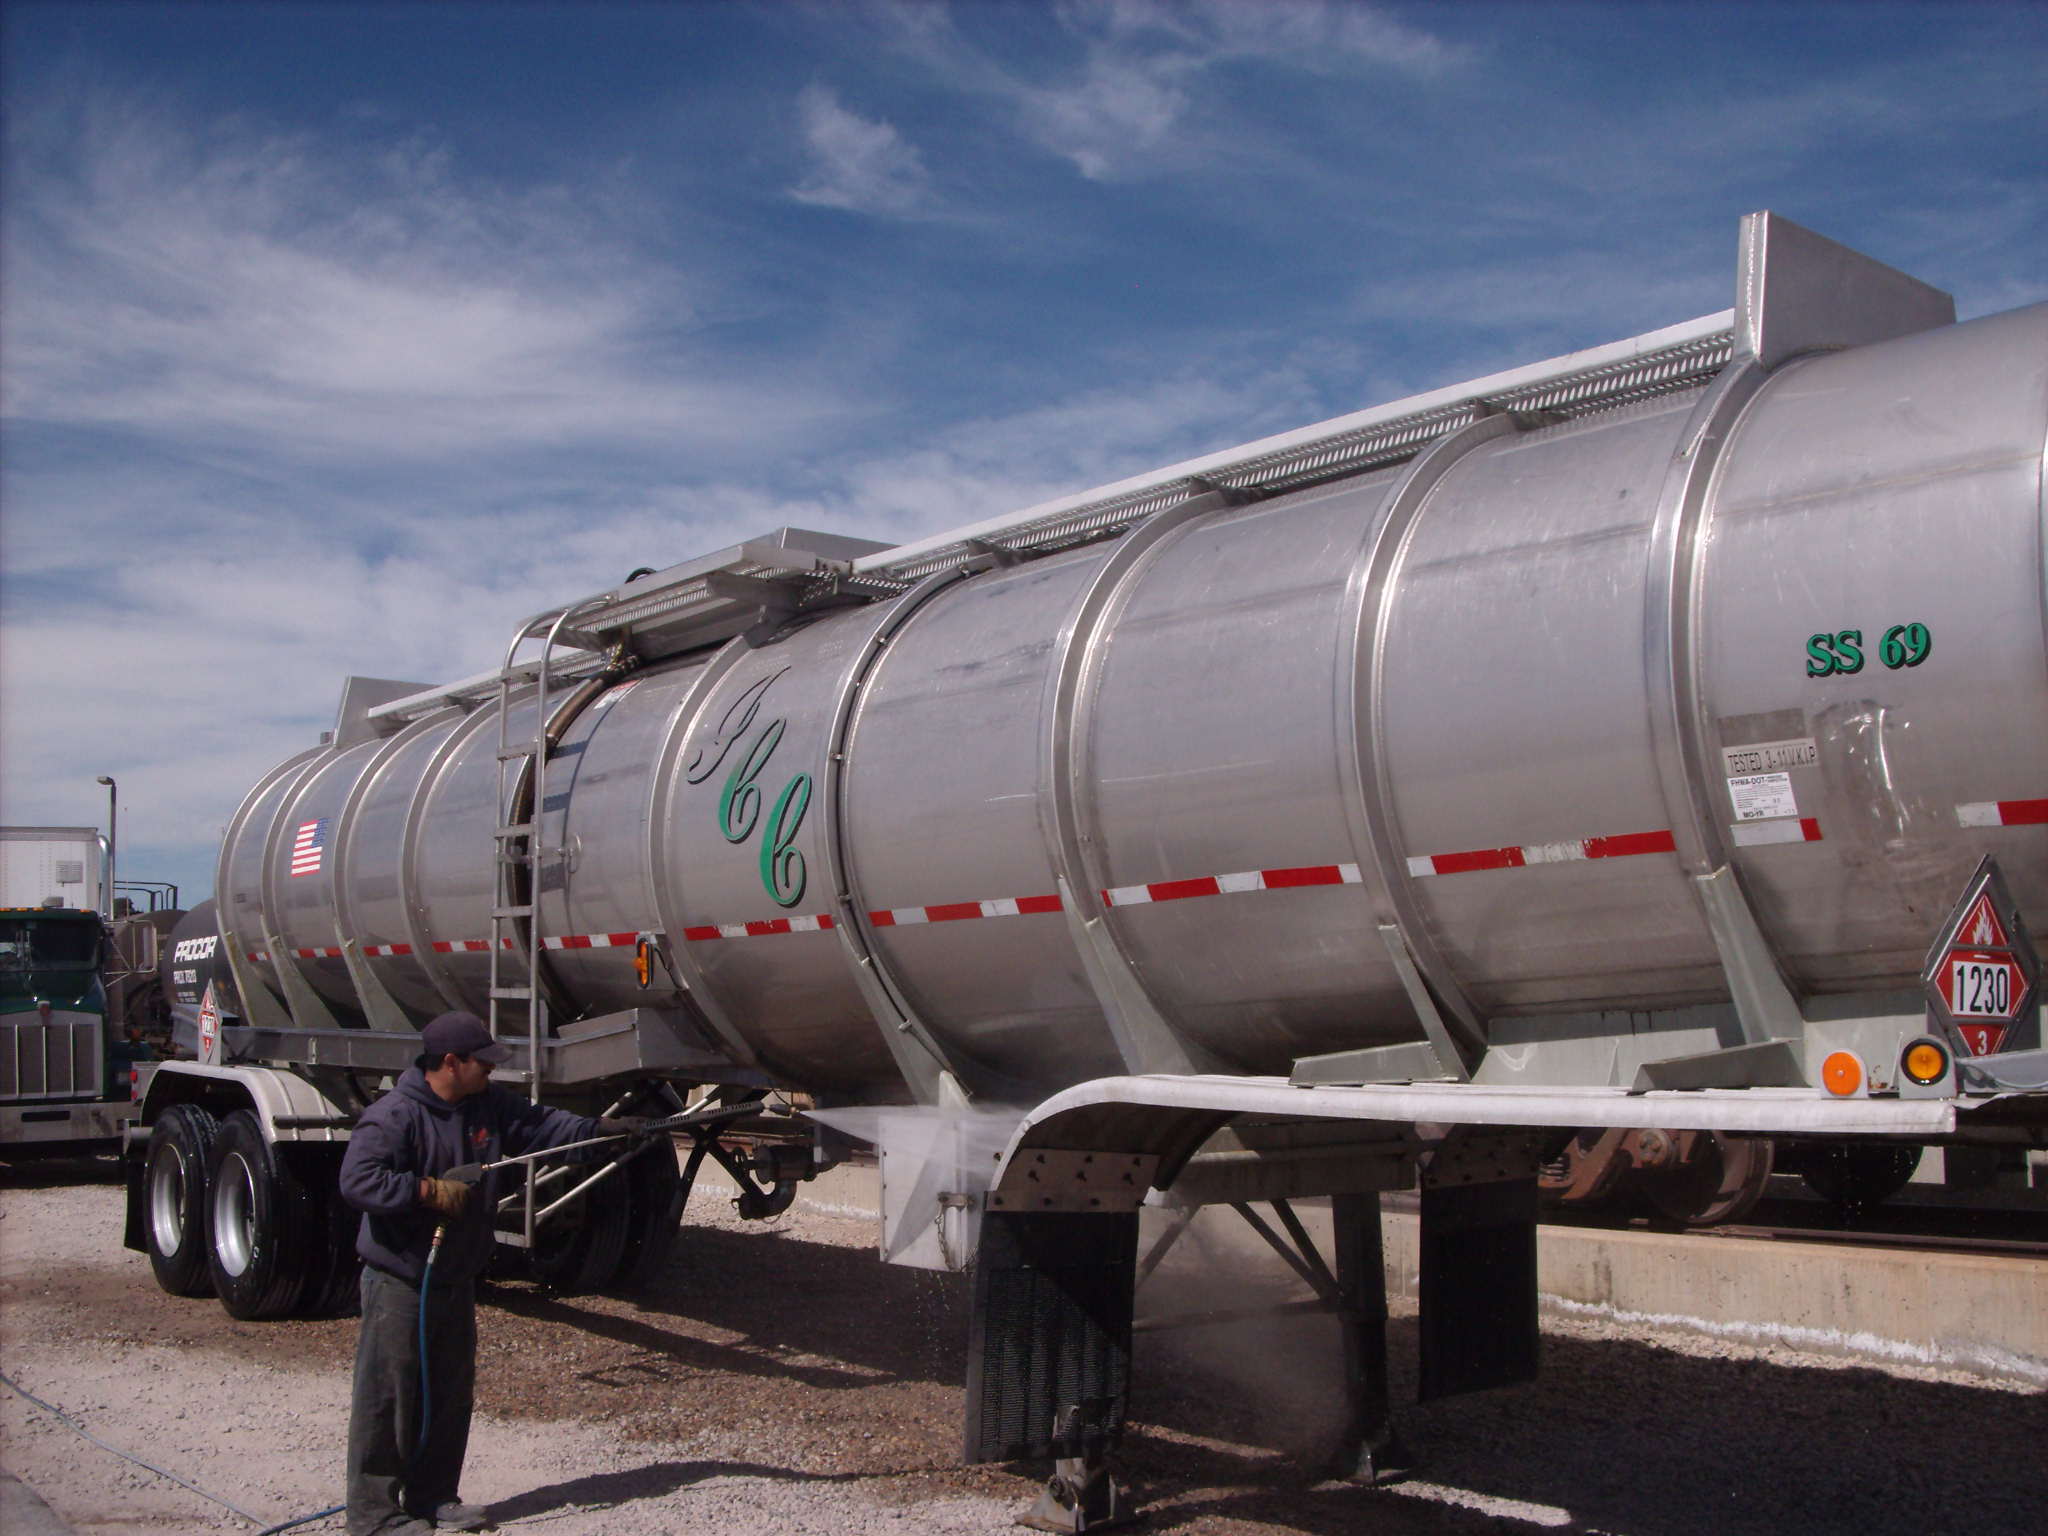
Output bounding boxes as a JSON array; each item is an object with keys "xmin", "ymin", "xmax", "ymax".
[
  {"xmin": 526, "ymin": 1167, "xmax": 630, "ymax": 1294},
  {"xmin": 611, "ymin": 1142, "xmax": 686, "ymax": 1291},
  {"xmin": 205, "ymin": 1110, "xmax": 319, "ymax": 1320},
  {"xmin": 144, "ymin": 1104, "xmax": 219, "ymax": 1297}
]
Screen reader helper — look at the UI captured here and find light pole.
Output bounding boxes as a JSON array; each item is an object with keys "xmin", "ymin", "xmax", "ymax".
[{"xmin": 95, "ymin": 776, "xmax": 116, "ymax": 920}]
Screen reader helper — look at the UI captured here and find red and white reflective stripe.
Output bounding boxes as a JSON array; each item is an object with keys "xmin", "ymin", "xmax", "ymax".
[
  {"xmin": 1103, "ymin": 863, "xmax": 1362, "ymax": 906},
  {"xmin": 1957, "ymin": 798, "xmax": 2048, "ymax": 828},
  {"xmin": 872, "ymin": 894, "xmax": 1066, "ymax": 925},
  {"xmin": 1730, "ymin": 817, "xmax": 1824, "ymax": 848},
  {"xmin": 246, "ymin": 951, "xmax": 269, "ymax": 964},
  {"xmin": 681, "ymin": 914, "xmax": 837, "ymax": 941},
  {"xmin": 312, "ymin": 932, "xmax": 662, "ymax": 956},
  {"xmin": 1405, "ymin": 829, "xmax": 1676, "ymax": 878}
]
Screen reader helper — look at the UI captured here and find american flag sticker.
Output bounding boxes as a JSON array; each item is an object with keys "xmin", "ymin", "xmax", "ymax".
[{"xmin": 290, "ymin": 818, "xmax": 330, "ymax": 878}]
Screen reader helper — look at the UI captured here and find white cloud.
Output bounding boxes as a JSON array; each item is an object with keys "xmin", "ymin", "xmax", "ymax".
[
  {"xmin": 1016, "ymin": 50, "xmax": 1195, "ymax": 182},
  {"xmin": 1152, "ymin": 0, "xmax": 1460, "ymax": 74},
  {"xmin": 788, "ymin": 83, "xmax": 933, "ymax": 214},
  {"xmin": 0, "ymin": 77, "xmax": 1347, "ymax": 901},
  {"xmin": 1010, "ymin": 0, "xmax": 1462, "ymax": 180},
  {"xmin": 1, "ymin": 89, "xmax": 847, "ymax": 469}
]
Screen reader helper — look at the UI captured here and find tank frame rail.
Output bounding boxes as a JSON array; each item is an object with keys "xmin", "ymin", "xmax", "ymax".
[{"xmin": 192, "ymin": 1004, "xmax": 748, "ymax": 1109}]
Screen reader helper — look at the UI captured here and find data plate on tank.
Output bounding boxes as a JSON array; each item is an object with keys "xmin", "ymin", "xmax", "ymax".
[
  {"xmin": 1728, "ymin": 772, "xmax": 1799, "ymax": 822},
  {"xmin": 989, "ymin": 1149, "xmax": 1158, "ymax": 1212}
]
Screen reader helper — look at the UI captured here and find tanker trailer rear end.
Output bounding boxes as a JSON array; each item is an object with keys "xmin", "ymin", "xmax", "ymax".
[{"xmin": 126, "ymin": 213, "xmax": 2048, "ymax": 1517}]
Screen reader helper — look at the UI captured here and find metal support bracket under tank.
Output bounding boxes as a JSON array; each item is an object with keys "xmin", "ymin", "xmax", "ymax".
[
  {"xmin": 820, "ymin": 566, "xmax": 991, "ymax": 1104},
  {"xmin": 1643, "ymin": 214, "xmax": 1956, "ymax": 1052},
  {"xmin": 259, "ymin": 928, "xmax": 346, "ymax": 1034},
  {"xmin": 1045, "ymin": 491, "xmax": 1244, "ymax": 1077},
  {"xmin": 1643, "ymin": 354, "xmax": 1799, "ymax": 1046},
  {"xmin": 1347, "ymin": 413, "xmax": 1523, "ymax": 1077}
]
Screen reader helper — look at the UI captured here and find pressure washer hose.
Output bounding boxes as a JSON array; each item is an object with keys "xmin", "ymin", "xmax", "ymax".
[
  {"xmin": 0, "ymin": 1368, "xmax": 345, "ymax": 1535},
  {"xmin": 417, "ymin": 1222, "xmax": 446, "ymax": 1463}
]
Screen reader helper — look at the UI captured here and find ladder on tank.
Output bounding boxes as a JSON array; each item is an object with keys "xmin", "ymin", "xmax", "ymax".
[{"xmin": 487, "ymin": 597, "xmax": 618, "ymax": 1247}]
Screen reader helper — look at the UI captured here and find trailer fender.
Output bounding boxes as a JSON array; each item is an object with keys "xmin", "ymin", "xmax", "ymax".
[{"xmin": 135, "ymin": 1061, "xmax": 355, "ymax": 1145}]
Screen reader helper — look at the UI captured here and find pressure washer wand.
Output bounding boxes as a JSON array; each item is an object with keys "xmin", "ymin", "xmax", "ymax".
[{"xmin": 439, "ymin": 1098, "xmax": 767, "ymax": 1186}]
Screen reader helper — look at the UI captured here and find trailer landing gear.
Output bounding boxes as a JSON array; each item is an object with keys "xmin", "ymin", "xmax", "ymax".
[
  {"xmin": 1329, "ymin": 1191, "xmax": 1412, "ymax": 1485},
  {"xmin": 1020, "ymin": 1434, "xmax": 1130, "ymax": 1533}
]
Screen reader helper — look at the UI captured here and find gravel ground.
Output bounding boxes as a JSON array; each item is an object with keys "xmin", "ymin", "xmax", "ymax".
[{"xmin": 2, "ymin": 1153, "xmax": 2043, "ymax": 1536}]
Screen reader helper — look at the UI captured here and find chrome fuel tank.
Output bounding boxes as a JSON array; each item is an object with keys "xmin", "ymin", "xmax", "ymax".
[{"xmin": 215, "ymin": 290, "xmax": 2048, "ymax": 1103}]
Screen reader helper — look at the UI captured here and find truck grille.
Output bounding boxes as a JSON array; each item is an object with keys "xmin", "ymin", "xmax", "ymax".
[{"xmin": 0, "ymin": 1009, "xmax": 104, "ymax": 1102}]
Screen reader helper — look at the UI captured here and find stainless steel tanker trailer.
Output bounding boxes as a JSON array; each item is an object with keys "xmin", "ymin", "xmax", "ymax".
[{"xmin": 127, "ymin": 213, "xmax": 2046, "ymax": 1525}]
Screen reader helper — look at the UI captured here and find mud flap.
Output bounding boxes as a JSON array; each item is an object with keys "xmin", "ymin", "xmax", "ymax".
[
  {"xmin": 1418, "ymin": 1176, "xmax": 1539, "ymax": 1401},
  {"xmin": 122, "ymin": 1147, "xmax": 146, "ymax": 1253},
  {"xmin": 964, "ymin": 1211, "xmax": 1138, "ymax": 1464}
]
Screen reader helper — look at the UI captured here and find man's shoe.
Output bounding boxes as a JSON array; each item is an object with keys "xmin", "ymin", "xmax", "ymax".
[{"xmin": 423, "ymin": 1503, "xmax": 492, "ymax": 1532}]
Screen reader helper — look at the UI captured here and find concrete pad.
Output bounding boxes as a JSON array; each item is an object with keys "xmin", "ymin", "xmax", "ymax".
[{"xmin": 1382, "ymin": 1213, "xmax": 2047, "ymax": 1386}]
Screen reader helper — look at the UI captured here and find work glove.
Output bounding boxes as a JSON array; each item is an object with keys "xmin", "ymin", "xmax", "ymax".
[
  {"xmin": 418, "ymin": 1176, "xmax": 472, "ymax": 1218},
  {"xmin": 599, "ymin": 1115, "xmax": 665, "ymax": 1142}
]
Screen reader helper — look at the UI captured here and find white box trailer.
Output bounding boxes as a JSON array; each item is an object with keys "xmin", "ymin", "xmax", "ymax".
[{"xmin": 0, "ymin": 826, "xmax": 106, "ymax": 915}]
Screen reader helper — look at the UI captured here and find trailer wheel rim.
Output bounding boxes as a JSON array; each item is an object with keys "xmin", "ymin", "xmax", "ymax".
[
  {"xmin": 148, "ymin": 1145, "xmax": 187, "ymax": 1254},
  {"xmin": 212, "ymin": 1152, "xmax": 258, "ymax": 1277}
]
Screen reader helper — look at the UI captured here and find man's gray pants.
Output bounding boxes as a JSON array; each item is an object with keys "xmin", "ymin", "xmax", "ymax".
[{"xmin": 347, "ymin": 1263, "xmax": 477, "ymax": 1536}]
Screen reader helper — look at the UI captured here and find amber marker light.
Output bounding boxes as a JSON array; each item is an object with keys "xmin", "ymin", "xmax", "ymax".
[
  {"xmin": 1821, "ymin": 1050, "xmax": 1865, "ymax": 1096},
  {"xmin": 1901, "ymin": 1038, "xmax": 1950, "ymax": 1086}
]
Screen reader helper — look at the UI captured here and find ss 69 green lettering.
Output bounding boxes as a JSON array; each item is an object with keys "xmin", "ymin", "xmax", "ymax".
[{"xmin": 1806, "ymin": 622, "xmax": 1930, "ymax": 678}]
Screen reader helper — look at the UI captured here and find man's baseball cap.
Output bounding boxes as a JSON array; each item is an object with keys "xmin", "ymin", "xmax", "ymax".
[{"xmin": 420, "ymin": 1011, "xmax": 512, "ymax": 1065}]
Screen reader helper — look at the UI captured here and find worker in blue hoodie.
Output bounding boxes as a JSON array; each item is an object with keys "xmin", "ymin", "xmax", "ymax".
[{"xmin": 339, "ymin": 1011, "xmax": 647, "ymax": 1535}]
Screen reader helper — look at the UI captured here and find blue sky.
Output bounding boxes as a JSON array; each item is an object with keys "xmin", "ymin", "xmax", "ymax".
[{"xmin": 3, "ymin": 0, "xmax": 2044, "ymax": 907}]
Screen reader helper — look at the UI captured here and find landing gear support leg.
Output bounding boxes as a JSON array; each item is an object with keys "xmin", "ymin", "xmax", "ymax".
[
  {"xmin": 1020, "ymin": 1435, "xmax": 1130, "ymax": 1533},
  {"xmin": 1332, "ymin": 1191, "xmax": 1411, "ymax": 1483}
]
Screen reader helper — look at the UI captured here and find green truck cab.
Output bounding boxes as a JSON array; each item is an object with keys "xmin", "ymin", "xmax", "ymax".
[{"xmin": 0, "ymin": 904, "xmax": 145, "ymax": 1150}]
